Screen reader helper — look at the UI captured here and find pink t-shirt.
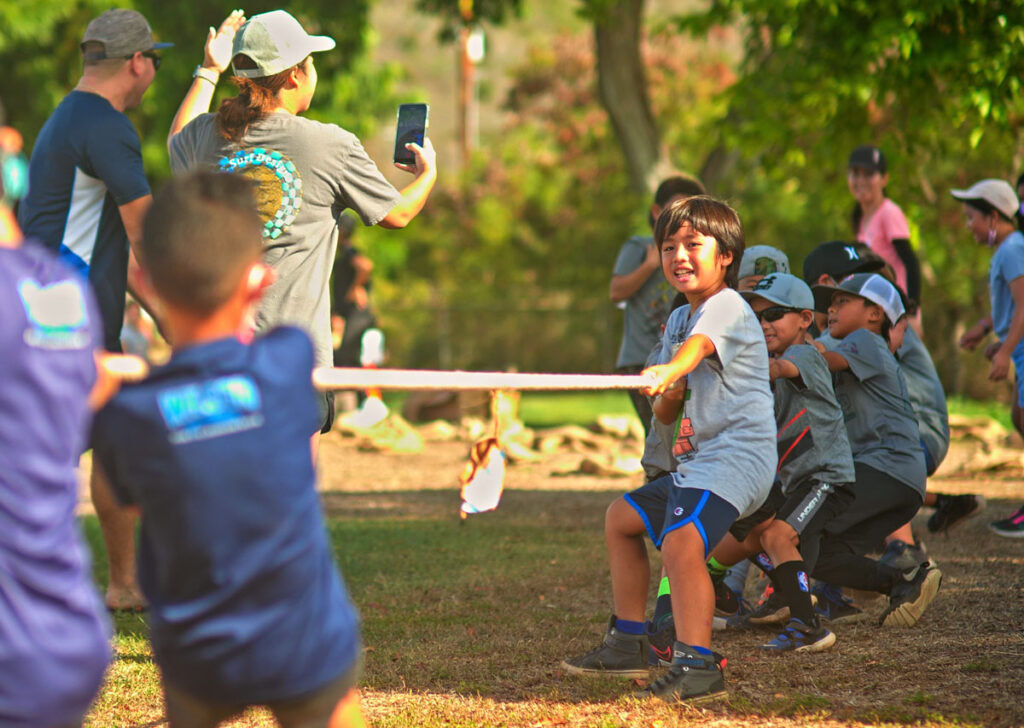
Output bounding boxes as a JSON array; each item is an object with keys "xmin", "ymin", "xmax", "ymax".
[{"xmin": 858, "ymin": 198, "xmax": 911, "ymax": 293}]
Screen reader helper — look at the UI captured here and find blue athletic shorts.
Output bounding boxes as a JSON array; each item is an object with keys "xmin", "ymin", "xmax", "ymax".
[{"xmin": 624, "ymin": 473, "xmax": 739, "ymax": 556}]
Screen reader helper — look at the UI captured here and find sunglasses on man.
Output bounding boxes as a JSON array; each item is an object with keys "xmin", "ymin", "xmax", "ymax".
[{"xmin": 125, "ymin": 51, "xmax": 161, "ymax": 71}]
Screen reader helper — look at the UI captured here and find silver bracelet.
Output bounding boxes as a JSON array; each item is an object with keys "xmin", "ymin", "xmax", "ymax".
[{"xmin": 193, "ymin": 66, "xmax": 219, "ymax": 86}]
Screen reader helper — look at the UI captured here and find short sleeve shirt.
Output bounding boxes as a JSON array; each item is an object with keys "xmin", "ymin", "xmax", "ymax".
[
  {"xmin": 91, "ymin": 328, "xmax": 360, "ymax": 703},
  {"xmin": 773, "ymin": 344, "xmax": 855, "ymax": 492},
  {"xmin": 826, "ymin": 328, "xmax": 926, "ymax": 494},
  {"xmin": 858, "ymin": 198, "xmax": 911, "ymax": 294},
  {"xmin": 170, "ymin": 112, "xmax": 401, "ymax": 368},
  {"xmin": 0, "ymin": 242, "xmax": 110, "ymax": 726},
  {"xmin": 649, "ymin": 288, "xmax": 777, "ymax": 518},
  {"xmin": 613, "ymin": 235, "xmax": 674, "ymax": 368},
  {"xmin": 990, "ymin": 230, "xmax": 1024, "ymax": 347},
  {"xmin": 17, "ymin": 91, "xmax": 151, "ymax": 351},
  {"xmin": 896, "ymin": 327, "xmax": 950, "ymax": 468}
]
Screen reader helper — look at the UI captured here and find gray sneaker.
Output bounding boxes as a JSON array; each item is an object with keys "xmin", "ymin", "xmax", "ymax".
[
  {"xmin": 879, "ymin": 562, "xmax": 942, "ymax": 627},
  {"xmin": 561, "ymin": 616, "xmax": 649, "ymax": 679},
  {"xmin": 635, "ymin": 645, "xmax": 726, "ymax": 703}
]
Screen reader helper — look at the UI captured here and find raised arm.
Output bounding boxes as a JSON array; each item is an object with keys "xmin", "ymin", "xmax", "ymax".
[
  {"xmin": 167, "ymin": 10, "xmax": 246, "ymax": 150},
  {"xmin": 378, "ymin": 139, "xmax": 437, "ymax": 229},
  {"xmin": 609, "ymin": 242, "xmax": 660, "ymax": 302}
]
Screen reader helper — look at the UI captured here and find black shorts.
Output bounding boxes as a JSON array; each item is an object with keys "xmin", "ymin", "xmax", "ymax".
[
  {"xmin": 624, "ymin": 473, "xmax": 739, "ymax": 556},
  {"xmin": 729, "ymin": 480, "xmax": 785, "ymax": 542}
]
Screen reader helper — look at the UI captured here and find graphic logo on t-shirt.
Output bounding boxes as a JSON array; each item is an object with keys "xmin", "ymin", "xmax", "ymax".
[
  {"xmin": 157, "ymin": 375, "xmax": 264, "ymax": 444},
  {"xmin": 219, "ymin": 148, "xmax": 302, "ymax": 240},
  {"xmin": 18, "ymin": 278, "xmax": 90, "ymax": 350},
  {"xmin": 672, "ymin": 387, "xmax": 696, "ymax": 460}
]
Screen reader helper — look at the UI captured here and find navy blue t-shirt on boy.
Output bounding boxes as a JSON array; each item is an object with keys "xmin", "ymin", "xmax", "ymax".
[
  {"xmin": 92, "ymin": 327, "xmax": 360, "ymax": 703},
  {"xmin": 0, "ymin": 241, "xmax": 110, "ymax": 727},
  {"xmin": 17, "ymin": 90, "xmax": 151, "ymax": 351}
]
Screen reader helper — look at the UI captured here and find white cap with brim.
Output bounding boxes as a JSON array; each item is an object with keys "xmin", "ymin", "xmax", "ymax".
[
  {"xmin": 740, "ymin": 273, "xmax": 814, "ymax": 310},
  {"xmin": 232, "ymin": 10, "xmax": 335, "ymax": 79},
  {"xmin": 812, "ymin": 272, "xmax": 905, "ymax": 325},
  {"xmin": 951, "ymin": 179, "xmax": 1019, "ymax": 221},
  {"xmin": 738, "ymin": 244, "xmax": 791, "ymax": 280}
]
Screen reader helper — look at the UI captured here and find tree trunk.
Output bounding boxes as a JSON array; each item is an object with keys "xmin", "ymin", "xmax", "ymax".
[{"xmin": 593, "ymin": 0, "xmax": 664, "ymax": 194}]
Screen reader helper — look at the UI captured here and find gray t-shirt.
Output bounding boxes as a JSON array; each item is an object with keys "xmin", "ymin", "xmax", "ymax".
[
  {"xmin": 825, "ymin": 328, "xmax": 926, "ymax": 495},
  {"xmin": 170, "ymin": 112, "xmax": 401, "ymax": 367},
  {"xmin": 650, "ymin": 288, "xmax": 776, "ymax": 518},
  {"xmin": 773, "ymin": 344, "xmax": 855, "ymax": 493},
  {"xmin": 613, "ymin": 235, "xmax": 674, "ymax": 368},
  {"xmin": 896, "ymin": 327, "xmax": 949, "ymax": 469},
  {"xmin": 640, "ymin": 341, "xmax": 673, "ymax": 480}
]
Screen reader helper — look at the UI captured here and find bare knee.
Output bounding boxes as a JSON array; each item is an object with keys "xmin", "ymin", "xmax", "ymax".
[{"xmin": 761, "ymin": 520, "xmax": 798, "ymax": 553}]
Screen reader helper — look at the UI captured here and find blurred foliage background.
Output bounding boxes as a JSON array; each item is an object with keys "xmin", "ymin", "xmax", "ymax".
[{"xmin": 4, "ymin": 0, "xmax": 1024, "ymax": 402}]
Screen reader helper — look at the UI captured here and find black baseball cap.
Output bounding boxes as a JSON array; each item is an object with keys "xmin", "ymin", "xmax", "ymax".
[
  {"xmin": 848, "ymin": 145, "xmax": 887, "ymax": 174},
  {"xmin": 802, "ymin": 241, "xmax": 884, "ymax": 285}
]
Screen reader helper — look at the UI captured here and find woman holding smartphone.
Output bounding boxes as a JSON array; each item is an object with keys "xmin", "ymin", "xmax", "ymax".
[{"xmin": 168, "ymin": 9, "xmax": 436, "ymax": 434}]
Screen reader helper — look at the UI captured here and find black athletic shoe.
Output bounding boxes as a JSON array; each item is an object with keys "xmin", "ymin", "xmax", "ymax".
[
  {"xmin": 879, "ymin": 562, "xmax": 942, "ymax": 627},
  {"xmin": 635, "ymin": 646, "xmax": 727, "ymax": 703},
  {"xmin": 746, "ymin": 584, "xmax": 790, "ymax": 625},
  {"xmin": 878, "ymin": 539, "xmax": 929, "ymax": 572},
  {"xmin": 927, "ymin": 494, "xmax": 985, "ymax": 534},
  {"xmin": 561, "ymin": 615, "xmax": 649, "ymax": 678},
  {"xmin": 714, "ymin": 579, "xmax": 740, "ymax": 616},
  {"xmin": 646, "ymin": 615, "xmax": 675, "ymax": 667},
  {"xmin": 812, "ymin": 583, "xmax": 865, "ymax": 624}
]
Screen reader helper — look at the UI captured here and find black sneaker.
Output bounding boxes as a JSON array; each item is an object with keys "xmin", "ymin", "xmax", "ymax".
[
  {"xmin": 878, "ymin": 539, "xmax": 929, "ymax": 572},
  {"xmin": 879, "ymin": 562, "xmax": 942, "ymax": 627},
  {"xmin": 746, "ymin": 584, "xmax": 790, "ymax": 625},
  {"xmin": 989, "ymin": 504, "xmax": 1024, "ymax": 538},
  {"xmin": 812, "ymin": 583, "xmax": 865, "ymax": 624},
  {"xmin": 635, "ymin": 645, "xmax": 727, "ymax": 703},
  {"xmin": 759, "ymin": 618, "xmax": 836, "ymax": 653},
  {"xmin": 714, "ymin": 579, "xmax": 740, "ymax": 617},
  {"xmin": 927, "ymin": 494, "xmax": 986, "ymax": 534},
  {"xmin": 561, "ymin": 615, "xmax": 649, "ymax": 678},
  {"xmin": 646, "ymin": 615, "xmax": 675, "ymax": 667}
]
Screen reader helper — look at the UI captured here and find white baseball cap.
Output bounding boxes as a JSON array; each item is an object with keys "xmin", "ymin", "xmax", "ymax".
[
  {"xmin": 232, "ymin": 10, "xmax": 335, "ymax": 78},
  {"xmin": 738, "ymin": 245, "xmax": 790, "ymax": 280},
  {"xmin": 951, "ymin": 179, "xmax": 1020, "ymax": 221},
  {"xmin": 812, "ymin": 272, "xmax": 906, "ymax": 325}
]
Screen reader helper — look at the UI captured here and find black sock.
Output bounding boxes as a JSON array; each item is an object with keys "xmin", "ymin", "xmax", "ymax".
[{"xmin": 772, "ymin": 560, "xmax": 817, "ymax": 626}]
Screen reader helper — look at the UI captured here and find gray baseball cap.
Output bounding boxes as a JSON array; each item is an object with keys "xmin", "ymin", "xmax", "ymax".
[
  {"xmin": 741, "ymin": 273, "xmax": 814, "ymax": 310},
  {"xmin": 812, "ymin": 272, "xmax": 905, "ymax": 325},
  {"xmin": 738, "ymin": 245, "xmax": 790, "ymax": 280},
  {"xmin": 81, "ymin": 9, "xmax": 173, "ymax": 60},
  {"xmin": 232, "ymin": 10, "xmax": 335, "ymax": 78}
]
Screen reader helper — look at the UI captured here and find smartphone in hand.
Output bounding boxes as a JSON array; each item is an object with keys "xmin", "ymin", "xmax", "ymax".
[{"xmin": 393, "ymin": 103, "xmax": 429, "ymax": 165}]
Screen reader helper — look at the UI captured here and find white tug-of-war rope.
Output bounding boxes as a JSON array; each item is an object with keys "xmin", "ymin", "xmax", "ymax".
[{"xmin": 313, "ymin": 367, "xmax": 656, "ymax": 392}]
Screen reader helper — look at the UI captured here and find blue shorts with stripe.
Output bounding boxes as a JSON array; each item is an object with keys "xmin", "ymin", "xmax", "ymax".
[{"xmin": 623, "ymin": 473, "xmax": 739, "ymax": 557}]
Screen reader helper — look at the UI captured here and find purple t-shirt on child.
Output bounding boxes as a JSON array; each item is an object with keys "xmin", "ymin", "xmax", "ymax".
[{"xmin": 0, "ymin": 241, "xmax": 110, "ymax": 727}]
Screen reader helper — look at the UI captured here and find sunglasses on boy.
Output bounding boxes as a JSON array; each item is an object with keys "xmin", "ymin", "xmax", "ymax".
[
  {"xmin": 125, "ymin": 51, "xmax": 161, "ymax": 71},
  {"xmin": 756, "ymin": 306, "xmax": 802, "ymax": 323}
]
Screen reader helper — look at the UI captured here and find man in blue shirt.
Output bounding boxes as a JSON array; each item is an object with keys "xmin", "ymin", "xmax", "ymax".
[{"xmin": 18, "ymin": 9, "xmax": 171, "ymax": 613}]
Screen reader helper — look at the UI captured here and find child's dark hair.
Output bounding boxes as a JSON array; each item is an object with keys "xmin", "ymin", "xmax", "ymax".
[
  {"xmin": 648, "ymin": 175, "xmax": 706, "ymax": 228},
  {"xmin": 654, "ymin": 195, "xmax": 745, "ymax": 289},
  {"xmin": 141, "ymin": 171, "xmax": 263, "ymax": 314},
  {"xmin": 964, "ymin": 197, "xmax": 1018, "ymax": 227}
]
